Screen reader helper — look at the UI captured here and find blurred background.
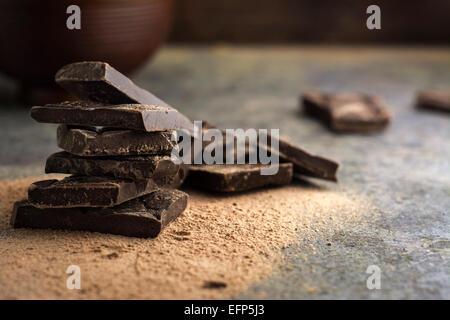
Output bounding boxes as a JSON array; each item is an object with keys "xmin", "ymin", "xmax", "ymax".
[
  {"xmin": 0, "ymin": 0, "xmax": 449, "ymax": 104},
  {"xmin": 170, "ymin": 0, "xmax": 450, "ymax": 43}
]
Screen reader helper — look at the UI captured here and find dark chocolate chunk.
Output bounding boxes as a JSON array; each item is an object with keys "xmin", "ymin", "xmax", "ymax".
[
  {"xmin": 31, "ymin": 101, "xmax": 194, "ymax": 133},
  {"xmin": 11, "ymin": 189, "xmax": 189, "ymax": 238},
  {"xmin": 203, "ymin": 281, "xmax": 227, "ymax": 289},
  {"xmin": 221, "ymin": 134, "xmax": 338, "ymax": 182},
  {"xmin": 45, "ymin": 152, "xmax": 179, "ymax": 180},
  {"xmin": 28, "ymin": 176, "xmax": 159, "ymax": 208},
  {"xmin": 302, "ymin": 91, "xmax": 391, "ymax": 132},
  {"xmin": 55, "ymin": 61, "xmax": 196, "ymax": 135},
  {"xmin": 188, "ymin": 121, "xmax": 231, "ymax": 164},
  {"xmin": 273, "ymin": 136, "xmax": 339, "ymax": 182},
  {"xmin": 57, "ymin": 125, "xmax": 175, "ymax": 157},
  {"xmin": 189, "ymin": 122, "xmax": 339, "ymax": 182},
  {"xmin": 416, "ymin": 89, "xmax": 450, "ymax": 113},
  {"xmin": 55, "ymin": 61, "xmax": 171, "ymax": 107},
  {"xmin": 155, "ymin": 164, "xmax": 189, "ymax": 189},
  {"xmin": 186, "ymin": 163, "xmax": 293, "ymax": 192}
]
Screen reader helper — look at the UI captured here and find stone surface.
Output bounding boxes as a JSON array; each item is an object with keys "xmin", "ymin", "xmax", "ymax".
[{"xmin": 0, "ymin": 46, "xmax": 449, "ymax": 299}]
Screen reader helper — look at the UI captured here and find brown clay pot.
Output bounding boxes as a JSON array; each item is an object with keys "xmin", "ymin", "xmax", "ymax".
[{"xmin": 0, "ymin": 0, "xmax": 174, "ymax": 102}]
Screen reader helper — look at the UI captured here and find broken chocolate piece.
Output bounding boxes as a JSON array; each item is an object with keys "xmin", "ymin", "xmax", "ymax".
[
  {"xmin": 31, "ymin": 101, "xmax": 193, "ymax": 133},
  {"xmin": 189, "ymin": 122, "xmax": 339, "ymax": 182},
  {"xmin": 55, "ymin": 61, "xmax": 195, "ymax": 134},
  {"xmin": 57, "ymin": 125, "xmax": 175, "ymax": 157},
  {"xmin": 28, "ymin": 176, "xmax": 158, "ymax": 208},
  {"xmin": 155, "ymin": 164, "xmax": 189, "ymax": 189},
  {"xmin": 11, "ymin": 189, "xmax": 189, "ymax": 238},
  {"xmin": 56, "ymin": 61, "xmax": 172, "ymax": 107},
  {"xmin": 186, "ymin": 163, "xmax": 293, "ymax": 192},
  {"xmin": 416, "ymin": 89, "xmax": 450, "ymax": 112},
  {"xmin": 274, "ymin": 136, "xmax": 339, "ymax": 182},
  {"xmin": 45, "ymin": 152, "xmax": 179, "ymax": 180},
  {"xmin": 203, "ymin": 281, "xmax": 227, "ymax": 289},
  {"xmin": 302, "ymin": 91, "xmax": 391, "ymax": 132}
]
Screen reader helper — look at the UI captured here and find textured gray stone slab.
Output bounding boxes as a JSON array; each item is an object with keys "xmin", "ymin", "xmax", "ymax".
[{"xmin": 1, "ymin": 46, "xmax": 449, "ymax": 299}]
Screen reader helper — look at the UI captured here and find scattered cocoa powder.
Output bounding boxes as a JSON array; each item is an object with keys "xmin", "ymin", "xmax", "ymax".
[{"xmin": 0, "ymin": 176, "xmax": 368, "ymax": 299}]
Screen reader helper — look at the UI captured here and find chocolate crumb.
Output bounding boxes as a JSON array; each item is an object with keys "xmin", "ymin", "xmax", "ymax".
[{"xmin": 203, "ymin": 281, "xmax": 227, "ymax": 289}]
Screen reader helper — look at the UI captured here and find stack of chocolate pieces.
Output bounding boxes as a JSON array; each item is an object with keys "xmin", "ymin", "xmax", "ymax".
[
  {"xmin": 11, "ymin": 61, "xmax": 341, "ymax": 238},
  {"xmin": 11, "ymin": 62, "xmax": 192, "ymax": 238}
]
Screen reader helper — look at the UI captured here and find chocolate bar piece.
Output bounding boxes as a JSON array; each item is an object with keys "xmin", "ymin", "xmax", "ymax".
[
  {"xmin": 186, "ymin": 163, "xmax": 293, "ymax": 192},
  {"xmin": 416, "ymin": 89, "xmax": 450, "ymax": 112},
  {"xmin": 11, "ymin": 189, "xmax": 188, "ymax": 238},
  {"xmin": 28, "ymin": 176, "xmax": 159, "ymax": 208},
  {"xmin": 302, "ymin": 91, "xmax": 391, "ymax": 132},
  {"xmin": 57, "ymin": 125, "xmax": 175, "ymax": 157},
  {"xmin": 189, "ymin": 122, "xmax": 339, "ymax": 182},
  {"xmin": 55, "ymin": 61, "xmax": 195, "ymax": 135},
  {"xmin": 274, "ymin": 136, "xmax": 339, "ymax": 182},
  {"xmin": 56, "ymin": 61, "xmax": 172, "ymax": 107},
  {"xmin": 31, "ymin": 101, "xmax": 192, "ymax": 133},
  {"xmin": 155, "ymin": 164, "xmax": 189, "ymax": 189},
  {"xmin": 45, "ymin": 152, "xmax": 179, "ymax": 180},
  {"xmin": 217, "ymin": 135, "xmax": 338, "ymax": 182}
]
